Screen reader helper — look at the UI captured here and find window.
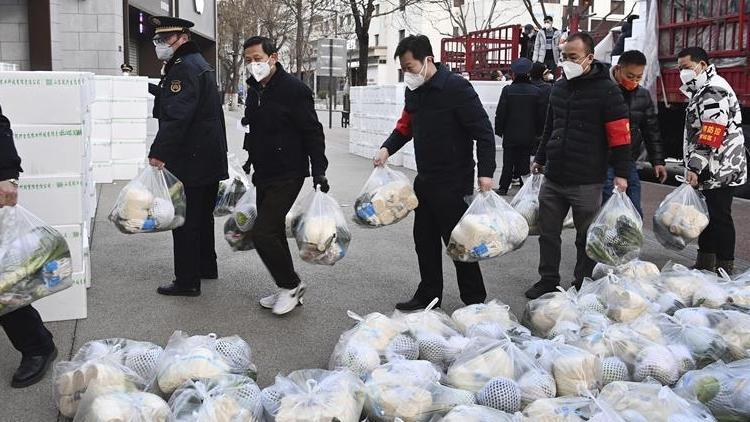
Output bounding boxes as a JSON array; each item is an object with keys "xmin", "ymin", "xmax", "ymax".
[
  {"xmin": 374, "ymin": 34, "xmax": 380, "ymax": 45},
  {"xmin": 379, "ymin": 59, "xmax": 387, "ymax": 64},
  {"xmin": 610, "ymin": 0, "xmax": 625, "ymax": 14},
  {"xmin": 399, "ymin": 29, "xmax": 405, "ymax": 41},
  {"xmin": 398, "ymin": 69, "xmax": 404, "ymax": 82}
]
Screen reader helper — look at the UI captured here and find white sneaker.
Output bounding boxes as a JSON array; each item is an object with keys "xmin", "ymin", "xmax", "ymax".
[
  {"xmin": 260, "ymin": 291, "xmax": 305, "ymax": 309},
  {"xmin": 271, "ymin": 283, "xmax": 307, "ymax": 315}
]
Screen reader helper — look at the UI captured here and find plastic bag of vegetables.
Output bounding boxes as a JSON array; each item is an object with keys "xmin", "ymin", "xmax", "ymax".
[
  {"xmin": 597, "ymin": 381, "xmax": 715, "ymax": 422},
  {"xmin": 354, "ymin": 165, "xmax": 418, "ymax": 227},
  {"xmin": 519, "ymin": 337, "xmax": 602, "ymax": 397},
  {"xmin": 295, "ymin": 190, "xmax": 351, "ymax": 265},
  {"xmin": 214, "ymin": 154, "xmax": 249, "ymax": 217},
  {"xmin": 54, "ymin": 339, "xmax": 163, "ymax": 418},
  {"xmin": 223, "ymin": 187, "xmax": 257, "ymax": 251},
  {"xmin": 329, "ymin": 311, "xmax": 411, "ymax": 379},
  {"xmin": 578, "ymin": 273, "xmax": 651, "ymax": 322},
  {"xmin": 658, "ymin": 263, "xmax": 728, "ymax": 309},
  {"xmin": 168, "ymin": 374, "xmax": 263, "ymax": 422},
  {"xmin": 285, "ymin": 192, "xmax": 314, "ymax": 239},
  {"xmin": 653, "ymin": 182, "xmax": 709, "ymax": 250},
  {"xmin": 452, "ymin": 299, "xmax": 529, "ymax": 339},
  {"xmin": 72, "ymin": 380, "xmax": 170, "ymax": 422},
  {"xmin": 438, "ymin": 404, "xmax": 516, "ymax": 422},
  {"xmin": 522, "ymin": 287, "xmax": 583, "ymax": 338},
  {"xmin": 655, "ymin": 314, "xmax": 730, "ymax": 369},
  {"xmin": 0, "ymin": 205, "xmax": 73, "ymax": 316},
  {"xmin": 673, "ymin": 308, "xmax": 750, "ymax": 362},
  {"xmin": 586, "ymin": 190, "xmax": 643, "ymax": 266},
  {"xmin": 673, "ymin": 359, "xmax": 750, "ymax": 420},
  {"xmin": 109, "ymin": 166, "xmax": 186, "ymax": 233},
  {"xmin": 261, "ymin": 369, "xmax": 365, "ymax": 422},
  {"xmin": 446, "ymin": 190, "xmax": 529, "ymax": 262},
  {"xmin": 510, "ymin": 174, "xmax": 574, "ymax": 236},
  {"xmin": 155, "ymin": 331, "xmax": 256, "ymax": 396},
  {"xmin": 521, "ymin": 396, "xmax": 591, "ymax": 421},
  {"xmin": 592, "ymin": 259, "xmax": 660, "ymax": 282}
]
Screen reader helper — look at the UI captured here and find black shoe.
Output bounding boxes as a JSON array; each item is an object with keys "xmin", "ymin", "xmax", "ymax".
[
  {"xmin": 157, "ymin": 282, "xmax": 201, "ymax": 297},
  {"xmin": 495, "ymin": 188, "xmax": 509, "ymax": 196},
  {"xmin": 11, "ymin": 347, "xmax": 58, "ymax": 388},
  {"xmin": 524, "ymin": 282, "xmax": 559, "ymax": 299},
  {"xmin": 395, "ymin": 297, "xmax": 441, "ymax": 311}
]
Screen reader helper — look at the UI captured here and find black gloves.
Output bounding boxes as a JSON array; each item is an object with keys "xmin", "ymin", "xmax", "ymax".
[
  {"xmin": 240, "ymin": 117, "xmax": 249, "ymax": 126},
  {"xmin": 313, "ymin": 175, "xmax": 330, "ymax": 193},
  {"xmin": 242, "ymin": 159, "xmax": 252, "ymax": 175}
]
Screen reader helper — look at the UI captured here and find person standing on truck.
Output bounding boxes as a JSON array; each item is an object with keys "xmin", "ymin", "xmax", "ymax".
[
  {"xmin": 533, "ymin": 16, "xmax": 562, "ymax": 72},
  {"xmin": 677, "ymin": 47, "xmax": 748, "ymax": 275},
  {"xmin": 527, "ymin": 32, "xmax": 632, "ymax": 299},
  {"xmin": 602, "ymin": 50, "xmax": 668, "ymax": 215},
  {"xmin": 520, "ymin": 24, "xmax": 536, "ymax": 60}
]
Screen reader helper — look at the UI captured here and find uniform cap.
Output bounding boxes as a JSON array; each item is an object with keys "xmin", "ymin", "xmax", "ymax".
[
  {"xmin": 511, "ymin": 57, "xmax": 533, "ymax": 75},
  {"xmin": 150, "ymin": 16, "xmax": 194, "ymax": 37}
]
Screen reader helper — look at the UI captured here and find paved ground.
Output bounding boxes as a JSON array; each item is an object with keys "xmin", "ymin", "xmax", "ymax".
[{"xmin": 1, "ymin": 109, "xmax": 749, "ymax": 421}]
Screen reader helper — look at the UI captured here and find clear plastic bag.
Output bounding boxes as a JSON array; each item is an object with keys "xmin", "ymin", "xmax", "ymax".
[
  {"xmin": 510, "ymin": 174, "xmax": 573, "ymax": 236},
  {"xmin": 451, "ymin": 300, "xmax": 529, "ymax": 339},
  {"xmin": 295, "ymin": 190, "xmax": 351, "ymax": 266},
  {"xmin": 446, "ymin": 338, "xmax": 516, "ymax": 393},
  {"xmin": 155, "ymin": 331, "xmax": 256, "ymax": 396},
  {"xmin": 522, "ymin": 287, "xmax": 582, "ymax": 338},
  {"xmin": 329, "ymin": 311, "xmax": 410, "ymax": 379},
  {"xmin": 653, "ymin": 183, "xmax": 709, "ymax": 250},
  {"xmin": 214, "ymin": 154, "xmax": 250, "ymax": 217},
  {"xmin": 354, "ymin": 165, "xmax": 418, "ymax": 227},
  {"xmin": 658, "ymin": 263, "xmax": 728, "ymax": 309},
  {"xmin": 168, "ymin": 374, "xmax": 264, "ymax": 422},
  {"xmin": 519, "ymin": 338, "xmax": 602, "ymax": 397},
  {"xmin": 0, "ymin": 205, "xmax": 73, "ymax": 316},
  {"xmin": 285, "ymin": 191, "xmax": 314, "ymax": 239},
  {"xmin": 578, "ymin": 274, "xmax": 651, "ymax": 322},
  {"xmin": 447, "ymin": 191, "xmax": 529, "ymax": 262},
  {"xmin": 673, "ymin": 308, "xmax": 750, "ymax": 362},
  {"xmin": 673, "ymin": 359, "xmax": 750, "ymax": 420},
  {"xmin": 223, "ymin": 187, "xmax": 258, "ymax": 252},
  {"xmin": 592, "ymin": 259, "xmax": 661, "ymax": 282},
  {"xmin": 109, "ymin": 166, "xmax": 186, "ymax": 233},
  {"xmin": 261, "ymin": 369, "xmax": 365, "ymax": 422},
  {"xmin": 655, "ymin": 314, "xmax": 730, "ymax": 369},
  {"xmin": 597, "ymin": 381, "xmax": 715, "ymax": 421},
  {"xmin": 585, "ymin": 190, "xmax": 643, "ymax": 266},
  {"xmin": 54, "ymin": 339, "xmax": 163, "ymax": 418},
  {"xmin": 521, "ymin": 396, "xmax": 591, "ymax": 421},
  {"xmin": 438, "ymin": 404, "xmax": 516, "ymax": 421},
  {"xmin": 73, "ymin": 380, "xmax": 171, "ymax": 422}
]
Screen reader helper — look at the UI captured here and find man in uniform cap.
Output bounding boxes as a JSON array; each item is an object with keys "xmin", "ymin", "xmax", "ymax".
[{"xmin": 148, "ymin": 16, "xmax": 228, "ymax": 296}]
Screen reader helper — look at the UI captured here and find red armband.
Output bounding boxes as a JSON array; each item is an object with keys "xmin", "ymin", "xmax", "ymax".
[
  {"xmin": 394, "ymin": 109, "xmax": 412, "ymax": 138},
  {"xmin": 698, "ymin": 122, "xmax": 726, "ymax": 149},
  {"xmin": 605, "ymin": 118, "xmax": 631, "ymax": 147}
]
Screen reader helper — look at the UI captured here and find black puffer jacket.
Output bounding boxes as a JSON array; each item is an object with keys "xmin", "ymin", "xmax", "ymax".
[
  {"xmin": 0, "ymin": 105, "xmax": 21, "ymax": 180},
  {"xmin": 535, "ymin": 60, "xmax": 632, "ymax": 185},
  {"xmin": 243, "ymin": 64, "xmax": 327, "ymax": 186},
  {"xmin": 621, "ymin": 85, "xmax": 665, "ymax": 165}
]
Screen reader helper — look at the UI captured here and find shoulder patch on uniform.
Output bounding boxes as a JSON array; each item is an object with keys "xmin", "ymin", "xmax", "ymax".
[{"xmin": 170, "ymin": 80, "xmax": 182, "ymax": 93}]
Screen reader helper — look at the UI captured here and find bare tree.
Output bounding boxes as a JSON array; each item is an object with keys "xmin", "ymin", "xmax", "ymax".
[
  {"xmin": 217, "ymin": 0, "xmax": 257, "ymax": 99},
  {"xmin": 520, "ymin": 0, "xmax": 544, "ymax": 28},
  {"xmin": 280, "ymin": 0, "xmax": 334, "ymax": 78}
]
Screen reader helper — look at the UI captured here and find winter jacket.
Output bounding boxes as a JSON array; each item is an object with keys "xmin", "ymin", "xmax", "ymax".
[
  {"xmin": 243, "ymin": 64, "xmax": 328, "ymax": 186},
  {"xmin": 682, "ymin": 64, "xmax": 747, "ymax": 190},
  {"xmin": 535, "ymin": 60, "xmax": 632, "ymax": 185},
  {"xmin": 520, "ymin": 32, "xmax": 536, "ymax": 60},
  {"xmin": 495, "ymin": 78, "xmax": 546, "ymax": 148},
  {"xmin": 531, "ymin": 79, "xmax": 552, "ymax": 116},
  {"xmin": 382, "ymin": 64, "xmax": 496, "ymax": 192},
  {"xmin": 533, "ymin": 28, "xmax": 562, "ymax": 64},
  {"xmin": 149, "ymin": 41, "xmax": 229, "ymax": 187},
  {"xmin": 0, "ymin": 105, "xmax": 21, "ymax": 180}
]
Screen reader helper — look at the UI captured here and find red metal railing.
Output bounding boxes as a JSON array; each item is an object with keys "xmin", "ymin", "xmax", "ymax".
[
  {"xmin": 441, "ymin": 25, "xmax": 522, "ymax": 80},
  {"xmin": 658, "ymin": 0, "xmax": 750, "ymax": 106}
]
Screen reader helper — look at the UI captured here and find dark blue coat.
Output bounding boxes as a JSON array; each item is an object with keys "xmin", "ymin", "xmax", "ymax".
[
  {"xmin": 149, "ymin": 42, "xmax": 228, "ymax": 187},
  {"xmin": 495, "ymin": 78, "xmax": 546, "ymax": 148}
]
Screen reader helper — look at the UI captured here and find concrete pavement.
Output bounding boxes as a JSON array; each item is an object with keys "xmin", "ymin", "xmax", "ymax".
[{"xmin": 1, "ymin": 109, "xmax": 748, "ymax": 421}]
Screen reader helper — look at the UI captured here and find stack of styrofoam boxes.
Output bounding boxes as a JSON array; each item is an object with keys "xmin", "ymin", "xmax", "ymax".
[
  {"xmin": 91, "ymin": 76, "xmax": 114, "ymax": 183},
  {"xmin": 111, "ymin": 76, "xmax": 149, "ymax": 180},
  {"xmin": 0, "ymin": 71, "xmax": 96, "ymax": 321},
  {"xmin": 146, "ymin": 78, "xmax": 159, "ymax": 155}
]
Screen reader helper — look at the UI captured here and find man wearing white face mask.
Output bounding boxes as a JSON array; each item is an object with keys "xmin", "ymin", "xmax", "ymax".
[
  {"xmin": 241, "ymin": 36, "xmax": 329, "ymax": 315},
  {"xmin": 147, "ymin": 16, "xmax": 229, "ymax": 297},
  {"xmin": 374, "ymin": 35, "xmax": 496, "ymax": 311},
  {"xmin": 677, "ymin": 47, "xmax": 747, "ymax": 275},
  {"xmin": 527, "ymin": 32, "xmax": 632, "ymax": 299},
  {"xmin": 533, "ymin": 16, "xmax": 562, "ymax": 72}
]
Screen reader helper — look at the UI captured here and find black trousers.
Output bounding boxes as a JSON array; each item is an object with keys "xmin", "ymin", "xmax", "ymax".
[
  {"xmin": 173, "ymin": 184, "xmax": 219, "ymax": 288},
  {"xmin": 0, "ymin": 305, "xmax": 54, "ymax": 356},
  {"xmin": 699, "ymin": 186, "xmax": 735, "ymax": 260},
  {"xmin": 252, "ymin": 178, "xmax": 304, "ymax": 289},
  {"xmin": 499, "ymin": 146, "xmax": 531, "ymax": 191},
  {"xmin": 538, "ymin": 179, "xmax": 603, "ymax": 285},
  {"xmin": 413, "ymin": 178, "xmax": 486, "ymax": 305}
]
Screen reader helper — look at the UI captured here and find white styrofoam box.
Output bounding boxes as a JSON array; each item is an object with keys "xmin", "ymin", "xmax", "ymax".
[
  {"xmin": 471, "ymin": 81, "xmax": 508, "ymax": 105},
  {"xmin": 92, "ymin": 140, "xmax": 112, "ymax": 162},
  {"xmin": 93, "ymin": 161, "xmax": 113, "ymax": 183},
  {"xmin": 18, "ymin": 174, "xmax": 84, "ymax": 225},
  {"xmin": 83, "ymin": 225, "xmax": 91, "ymax": 288},
  {"xmin": 111, "ymin": 98, "xmax": 148, "ymax": 119},
  {"xmin": 90, "ymin": 101, "xmax": 112, "ymax": 120},
  {"xmin": 0, "ymin": 71, "xmax": 94, "ymax": 124},
  {"xmin": 111, "ymin": 139, "xmax": 146, "ymax": 160},
  {"xmin": 112, "ymin": 76, "xmax": 149, "ymax": 98},
  {"xmin": 91, "ymin": 119, "xmax": 112, "ymax": 141},
  {"xmin": 111, "ymin": 119, "xmax": 147, "ymax": 140},
  {"xmin": 112, "ymin": 159, "xmax": 146, "ymax": 180},
  {"xmin": 12, "ymin": 124, "xmax": 87, "ymax": 175},
  {"xmin": 94, "ymin": 75, "xmax": 114, "ymax": 100},
  {"xmin": 35, "ymin": 271, "xmax": 87, "ymax": 322},
  {"xmin": 52, "ymin": 224, "xmax": 85, "ymax": 273}
]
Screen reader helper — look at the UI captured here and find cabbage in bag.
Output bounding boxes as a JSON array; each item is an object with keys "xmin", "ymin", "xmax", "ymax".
[
  {"xmin": 673, "ymin": 359, "xmax": 750, "ymax": 420},
  {"xmin": 653, "ymin": 183, "xmax": 709, "ymax": 250},
  {"xmin": 447, "ymin": 191, "xmax": 529, "ymax": 262},
  {"xmin": 109, "ymin": 166, "xmax": 186, "ymax": 233},
  {"xmin": 168, "ymin": 374, "xmax": 264, "ymax": 422},
  {"xmin": 214, "ymin": 154, "xmax": 249, "ymax": 217},
  {"xmin": 354, "ymin": 165, "xmax": 418, "ymax": 227},
  {"xmin": 295, "ymin": 190, "xmax": 351, "ymax": 266},
  {"xmin": 0, "ymin": 205, "xmax": 73, "ymax": 316},
  {"xmin": 586, "ymin": 190, "xmax": 643, "ymax": 266}
]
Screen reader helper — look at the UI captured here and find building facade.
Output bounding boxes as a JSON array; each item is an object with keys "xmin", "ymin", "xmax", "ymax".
[{"xmin": 0, "ymin": 0, "xmax": 217, "ymax": 77}]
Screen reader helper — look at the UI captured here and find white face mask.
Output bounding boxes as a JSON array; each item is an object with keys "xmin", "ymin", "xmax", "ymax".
[
  {"xmin": 249, "ymin": 59, "xmax": 272, "ymax": 82},
  {"xmin": 680, "ymin": 67, "xmax": 698, "ymax": 84},
  {"xmin": 155, "ymin": 44, "xmax": 174, "ymax": 61},
  {"xmin": 404, "ymin": 58, "xmax": 430, "ymax": 91},
  {"xmin": 544, "ymin": 23, "xmax": 552, "ymax": 30},
  {"xmin": 561, "ymin": 56, "xmax": 589, "ymax": 80}
]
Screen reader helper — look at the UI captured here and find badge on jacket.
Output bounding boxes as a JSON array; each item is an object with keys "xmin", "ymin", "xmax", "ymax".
[{"xmin": 170, "ymin": 80, "xmax": 182, "ymax": 93}]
